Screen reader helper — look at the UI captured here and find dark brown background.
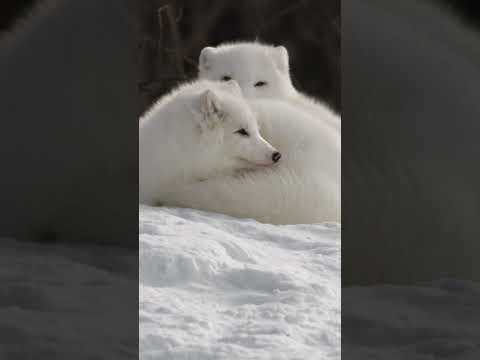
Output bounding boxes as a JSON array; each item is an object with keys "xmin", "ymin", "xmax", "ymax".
[
  {"xmin": 1, "ymin": 0, "xmax": 341, "ymax": 113},
  {"xmin": 136, "ymin": 0, "xmax": 340, "ymax": 112}
]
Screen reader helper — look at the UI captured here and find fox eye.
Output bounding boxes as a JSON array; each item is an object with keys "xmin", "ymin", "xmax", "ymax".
[
  {"xmin": 234, "ymin": 128, "xmax": 249, "ymax": 137},
  {"xmin": 254, "ymin": 81, "xmax": 267, "ymax": 87},
  {"xmin": 221, "ymin": 75, "xmax": 232, "ymax": 81}
]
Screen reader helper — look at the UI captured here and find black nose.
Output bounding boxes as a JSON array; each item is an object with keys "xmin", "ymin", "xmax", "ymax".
[{"xmin": 272, "ymin": 152, "xmax": 281, "ymax": 163}]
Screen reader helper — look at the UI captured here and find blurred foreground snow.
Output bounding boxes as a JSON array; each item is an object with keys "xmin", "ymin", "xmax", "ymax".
[
  {"xmin": 0, "ymin": 237, "xmax": 137, "ymax": 359},
  {"xmin": 343, "ymin": 280, "xmax": 480, "ymax": 359}
]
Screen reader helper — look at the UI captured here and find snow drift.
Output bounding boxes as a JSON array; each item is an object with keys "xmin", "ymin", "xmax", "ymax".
[{"xmin": 139, "ymin": 205, "xmax": 341, "ymax": 359}]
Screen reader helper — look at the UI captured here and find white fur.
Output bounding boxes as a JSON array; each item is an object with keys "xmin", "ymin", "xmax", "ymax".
[
  {"xmin": 156, "ymin": 96, "xmax": 341, "ymax": 224},
  {"xmin": 139, "ymin": 80, "xmax": 279, "ymax": 205},
  {"xmin": 198, "ymin": 41, "xmax": 341, "ymax": 133}
]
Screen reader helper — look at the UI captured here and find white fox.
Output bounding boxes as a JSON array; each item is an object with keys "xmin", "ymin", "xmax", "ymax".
[
  {"xmin": 156, "ymin": 89, "xmax": 341, "ymax": 224},
  {"xmin": 198, "ymin": 41, "xmax": 340, "ymax": 133}
]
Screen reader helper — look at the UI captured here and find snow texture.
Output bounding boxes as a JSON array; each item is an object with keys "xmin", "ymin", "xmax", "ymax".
[{"xmin": 139, "ymin": 205, "xmax": 341, "ymax": 360}]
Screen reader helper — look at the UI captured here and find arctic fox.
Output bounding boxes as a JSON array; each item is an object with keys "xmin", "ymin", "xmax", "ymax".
[
  {"xmin": 159, "ymin": 96, "xmax": 341, "ymax": 224},
  {"xmin": 198, "ymin": 41, "xmax": 341, "ymax": 133},
  {"xmin": 139, "ymin": 79, "xmax": 281, "ymax": 205}
]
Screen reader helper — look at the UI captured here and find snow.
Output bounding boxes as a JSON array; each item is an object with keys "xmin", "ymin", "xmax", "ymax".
[
  {"xmin": 140, "ymin": 205, "xmax": 480, "ymax": 360},
  {"xmin": 3, "ymin": 205, "xmax": 477, "ymax": 359},
  {"xmin": 139, "ymin": 205, "xmax": 341, "ymax": 360}
]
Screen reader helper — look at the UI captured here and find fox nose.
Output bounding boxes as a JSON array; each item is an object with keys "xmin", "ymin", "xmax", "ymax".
[{"xmin": 272, "ymin": 152, "xmax": 282, "ymax": 163}]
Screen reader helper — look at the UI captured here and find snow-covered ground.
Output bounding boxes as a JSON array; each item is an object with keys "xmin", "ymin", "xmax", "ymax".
[
  {"xmin": 3, "ymin": 206, "xmax": 478, "ymax": 359},
  {"xmin": 140, "ymin": 206, "xmax": 480, "ymax": 360},
  {"xmin": 139, "ymin": 205, "xmax": 341, "ymax": 360}
]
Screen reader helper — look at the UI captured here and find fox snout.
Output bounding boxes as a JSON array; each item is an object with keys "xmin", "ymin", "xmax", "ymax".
[
  {"xmin": 253, "ymin": 148, "xmax": 281, "ymax": 167},
  {"xmin": 272, "ymin": 151, "xmax": 281, "ymax": 163}
]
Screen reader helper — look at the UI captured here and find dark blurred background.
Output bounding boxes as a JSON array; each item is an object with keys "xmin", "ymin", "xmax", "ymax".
[
  {"xmin": 343, "ymin": 0, "xmax": 480, "ymax": 285},
  {"xmin": 1, "ymin": 0, "xmax": 341, "ymax": 113},
  {"xmin": 343, "ymin": 1, "xmax": 480, "ymax": 357},
  {"xmin": 137, "ymin": 0, "xmax": 341, "ymax": 112},
  {"xmin": 3, "ymin": 0, "xmax": 480, "ymax": 116},
  {"xmin": 0, "ymin": 0, "xmax": 139, "ymax": 357}
]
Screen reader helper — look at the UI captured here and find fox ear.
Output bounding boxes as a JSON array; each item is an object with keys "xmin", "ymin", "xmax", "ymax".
[
  {"xmin": 198, "ymin": 47, "xmax": 216, "ymax": 72},
  {"xmin": 200, "ymin": 89, "xmax": 222, "ymax": 116},
  {"xmin": 271, "ymin": 46, "xmax": 289, "ymax": 73},
  {"xmin": 220, "ymin": 79, "xmax": 243, "ymax": 97},
  {"xmin": 192, "ymin": 89, "xmax": 224, "ymax": 131}
]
